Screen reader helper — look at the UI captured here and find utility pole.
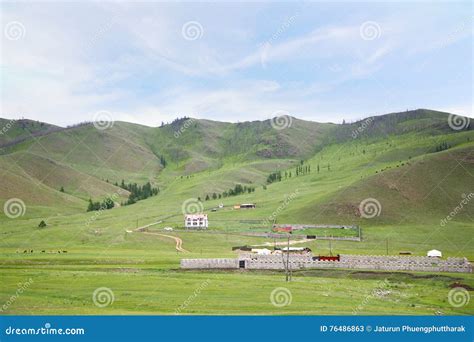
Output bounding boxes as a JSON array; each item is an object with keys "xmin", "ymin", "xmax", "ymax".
[{"xmin": 286, "ymin": 235, "xmax": 290, "ymax": 282}]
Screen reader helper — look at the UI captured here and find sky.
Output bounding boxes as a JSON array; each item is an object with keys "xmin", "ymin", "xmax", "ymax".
[{"xmin": 0, "ymin": 1, "xmax": 472, "ymax": 127}]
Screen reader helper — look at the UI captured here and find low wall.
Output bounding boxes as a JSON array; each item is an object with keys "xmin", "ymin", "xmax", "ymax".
[
  {"xmin": 180, "ymin": 254, "xmax": 472, "ymax": 273},
  {"xmin": 181, "ymin": 258, "xmax": 239, "ymax": 269}
]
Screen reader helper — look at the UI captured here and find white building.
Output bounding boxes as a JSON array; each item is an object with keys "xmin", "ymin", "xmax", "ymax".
[
  {"xmin": 427, "ymin": 249, "xmax": 442, "ymax": 258},
  {"xmin": 251, "ymin": 248, "xmax": 272, "ymax": 255},
  {"xmin": 184, "ymin": 214, "xmax": 208, "ymax": 229}
]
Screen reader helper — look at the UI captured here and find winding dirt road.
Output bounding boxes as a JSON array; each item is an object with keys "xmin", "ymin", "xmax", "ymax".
[
  {"xmin": 132, "ymin": 222, "xmax": 188, "ymax": 252},
  {"xmin": 143, "ymin": 232, "xmax": 188, "ymax": 253}
]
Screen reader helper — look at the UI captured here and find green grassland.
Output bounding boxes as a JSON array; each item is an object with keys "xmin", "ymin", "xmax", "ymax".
[{"xmin": 0, "ymin": 110, "xmax": 473, "ymax": 315}]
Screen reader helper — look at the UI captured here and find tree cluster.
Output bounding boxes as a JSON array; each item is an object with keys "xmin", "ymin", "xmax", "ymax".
[
  {"xmin": 117, "ymin": 180, "xmax": 159, "ymax": 205},
  {"xmin": 435, "ymin": 142, "xmax": 451, "ymax": 153},
  {"xmin": 87, "ymin": 197, "xmax": 115, "ymax": 212},
  {"xmin": 202, "ymin": 183, "xmax": 255, "ymax": 201}
]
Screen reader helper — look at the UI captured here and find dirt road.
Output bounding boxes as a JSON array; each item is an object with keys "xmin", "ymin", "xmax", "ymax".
[
  {"xmin": 142, "ymin": 231, "xmax": 188, "ymax": 253},
  {"xmin": 133, "ymin": 222, "xmax": 188, "ymax": 252}
]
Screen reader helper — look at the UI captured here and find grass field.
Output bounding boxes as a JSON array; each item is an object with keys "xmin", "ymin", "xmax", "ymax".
[{"xmin": 0, "ymin": 112, "xmax": 473, "ymax": 315}]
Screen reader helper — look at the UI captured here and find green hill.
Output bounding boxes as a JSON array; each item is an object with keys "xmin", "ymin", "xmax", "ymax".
[{"xmin": 1, "ymin": 109, "xmax": 473, "ymax": 315}]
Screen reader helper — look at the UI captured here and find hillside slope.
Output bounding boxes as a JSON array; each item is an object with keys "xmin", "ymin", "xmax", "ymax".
[{"xmin": 0, "ymin": 109, "xmax": 471, "ymax": 220}]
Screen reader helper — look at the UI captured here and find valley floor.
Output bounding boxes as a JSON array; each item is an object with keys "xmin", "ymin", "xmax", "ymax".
[{"xmin": 0, "ymin": 229, "xmax": 473, "ymax": 315}]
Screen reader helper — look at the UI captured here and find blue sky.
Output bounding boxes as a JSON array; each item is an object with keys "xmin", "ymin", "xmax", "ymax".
[{"xmin": 1, "ymin": 1, "xmax": 472, "ymax": 127}]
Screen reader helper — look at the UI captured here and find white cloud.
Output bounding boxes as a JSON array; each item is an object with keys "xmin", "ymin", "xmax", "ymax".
[{"xmin": 0, "ymin": 2, "xmax": 471, "ymax": 126}]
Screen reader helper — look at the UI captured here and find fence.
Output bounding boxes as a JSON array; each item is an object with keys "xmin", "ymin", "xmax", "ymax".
[{"xmin": 180, "ymin": 254, "xmax": 472, "ymax": 273}]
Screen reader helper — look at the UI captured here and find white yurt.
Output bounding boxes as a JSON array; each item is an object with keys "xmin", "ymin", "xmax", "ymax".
[{"xmin": 427, "ymin": 249, "xmax": 442, "ymax": 258}]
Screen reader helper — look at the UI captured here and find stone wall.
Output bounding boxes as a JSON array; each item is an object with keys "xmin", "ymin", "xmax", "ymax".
[
  {"xmin": 180, "ymin": 258, "xmax": 239, "ymax": 269},
  {"xmin": 180, "ymin": 254, "xmax": 472, "ymax": 273}
]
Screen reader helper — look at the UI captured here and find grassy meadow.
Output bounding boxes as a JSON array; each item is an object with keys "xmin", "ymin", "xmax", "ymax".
[{"xmin": 0, "ymin": 112, "xmax": 473, "ymax": 315}]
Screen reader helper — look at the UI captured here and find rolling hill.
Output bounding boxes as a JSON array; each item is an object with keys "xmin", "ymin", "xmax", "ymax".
[
  {"xmin": 0, "ymin": 109, "xmax": 472, "ymax": 222},
  {"xmin": 1, "ymin": 109, "xmax": 473, "ymax": 316}
]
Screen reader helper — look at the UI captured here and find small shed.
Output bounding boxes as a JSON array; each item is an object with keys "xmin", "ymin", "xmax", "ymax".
[
  {"xmin": 427, "ymin": 249, "xmax": 442, "ymax": 258},
  {"xmin": 251, "ymin": 248, "xmax": 272, "ymax": 255}
]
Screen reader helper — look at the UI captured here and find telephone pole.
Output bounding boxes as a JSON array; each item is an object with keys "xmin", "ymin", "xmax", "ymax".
[{"xmin": 286, "ymin": 235, "xmax": 290, "ymax": 282}]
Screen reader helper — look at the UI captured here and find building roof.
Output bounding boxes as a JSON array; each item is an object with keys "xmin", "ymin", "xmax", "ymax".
[
  {"xmin": 185, "ymin": 214, "xmax": 208, "ymax": 219},
  {"xmin": 281, "ymin": 247, "xmax": 306, "ymax": 251},
  {"xmin": 427, "ymin": 249, "xmax": 442, "ymax": 257}
]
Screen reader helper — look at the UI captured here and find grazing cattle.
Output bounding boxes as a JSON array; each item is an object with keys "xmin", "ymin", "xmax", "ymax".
[
  {"xmin": 23, "ymin": 250, "xmax": 27, "ymax": 253},
  {"xmin": 62, "ymin": 251, "xmax": 68, "ymax": 253},
  {"xmin": 41, "ymin": 250, "xmax": 45, "ymax": 253}
]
